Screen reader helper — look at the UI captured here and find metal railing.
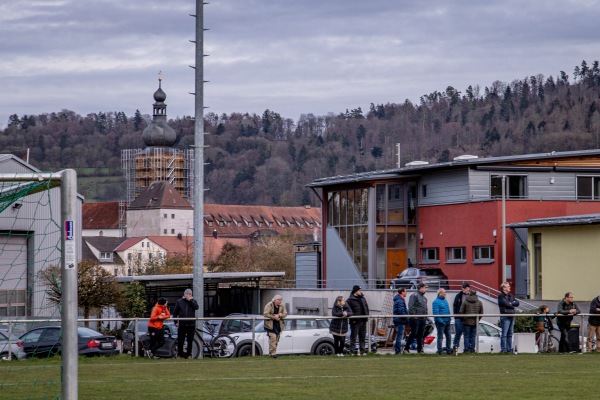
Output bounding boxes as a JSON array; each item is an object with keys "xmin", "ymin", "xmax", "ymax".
[{"xmin": 2, "ymin": 312, "xmax": 598, "ymax": 359}]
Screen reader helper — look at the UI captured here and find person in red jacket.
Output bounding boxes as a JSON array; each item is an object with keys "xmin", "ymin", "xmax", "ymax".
[{"xmin": 148, "ymin": 298, "xmax": 170, "ymax": 358}]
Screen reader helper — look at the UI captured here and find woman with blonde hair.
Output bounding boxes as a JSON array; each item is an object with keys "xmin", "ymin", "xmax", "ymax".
[{"xmin": 329, "ymin": 295, "xmax": 353, "ymax": 356}]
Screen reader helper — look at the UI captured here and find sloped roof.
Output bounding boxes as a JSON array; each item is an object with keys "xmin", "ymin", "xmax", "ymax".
[
  {"xmin": 83, "ymin": 236, "xmax": 128, "ymax": 252},
  {"xmin": 82, "ymin": 237, "xmax": 126, "ymax": 265},
  {"xmin": 128, "ymin": 181, "xmax": 193, "ymax": 210},
  {"xmin": 115, "ymin": 237, "xmax": 145, "ymax": 251},
  {"xmin": 148, "ymin": 236, "xmax": 193, "ymax": 256},
  {"xmin": 203, "ymin": 204, "xmax": 321, "ymax": 239},
  {"xmin": 508, "ymin": 213, "xmax": 600, "ymax": 228},
  {"xmin": 114, "ymin": 235, "xmax": 193, "ymax": 257},
  {"xmin": 82, "ymin": 202, "xmax": 121, "ymax": 229},
  {"xmin": 308, "ymin": 149, "xmax": 600, "ymax": 188}
]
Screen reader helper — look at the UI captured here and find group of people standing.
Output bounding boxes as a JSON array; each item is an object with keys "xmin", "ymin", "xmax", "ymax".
[
  {"xmin": 147, "ymin": 288, "xmax": 199, "ymax": 359},
  {"xmin": 391, "ymin": 282, "xmax": 484, "ymax": 354}
]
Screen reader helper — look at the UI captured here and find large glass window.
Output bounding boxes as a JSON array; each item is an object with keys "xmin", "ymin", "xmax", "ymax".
[
  {"xmin": 491, "ymin": 175, "xmax": 527, "ymax": 199},
  {"xmin": 327, "ymin": 188, "xmax": 369, "ymax": 277}
]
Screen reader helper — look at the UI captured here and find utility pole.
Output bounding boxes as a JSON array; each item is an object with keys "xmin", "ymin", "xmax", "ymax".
[
  {"xmin": 192, "ymin": 0, "xmax": 206, "ymax": 332},
  {"xmin": 501, "ymin": 175, "xmax": 507, "ymax": 283},
  {"xmin": 396, "ymin": 143, "xmax": 401, "ymax": 168}
]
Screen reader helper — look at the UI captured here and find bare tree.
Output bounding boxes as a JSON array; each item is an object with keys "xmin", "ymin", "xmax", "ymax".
[{"xmin": 39, "ymin": 260, "xmax": 122, "ymax": 326}]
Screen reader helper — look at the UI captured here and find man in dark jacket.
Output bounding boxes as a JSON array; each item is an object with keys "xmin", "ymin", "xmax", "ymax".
[
  {"xmin": 498, "ymin": 281, "xmax": 520, "ymax": 353},
  {"xmin": 392, "ymin": 288, "xmax": 408, "ymax": 354},
  {"xmin": 452, "ymin": 282, "xmax": 471, "ymax": 353},
  {"xmin": 459, "ymin": 289, "xmax": 484, "ymax": 353},
  {"xmin": 346, "ymin": 285, "xmax": 370, "ymax": 355},
  {"xmin": 172, "ymin": 288, "xmax": 199, "ymax": 359},
  {"xmin": 556, "ymin": 292, "xmax": 580, "ymax": 353},
  {"xmin": 403, "ymin": 282, "xmax": 428, "ymax": 354},
  {"xmin": 587, "ymin": 294, "xmax": 600, "ymax": 352}
]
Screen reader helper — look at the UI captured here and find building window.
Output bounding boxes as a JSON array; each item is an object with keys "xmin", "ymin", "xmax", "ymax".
[
  {"xmin": 171, "ymin": 229, "xmax": 175, "ymax": 234},
  {"xmin": 576, "ymin": 176, "xmax": 600, "ymax": 199},
  {"xmin": 149, "ymin": 253, "xmax": 153, "ymax": 260},
  {"xmin": 0, "ymin": 289, "xmax": 26, "ymax": 316},
  {"xmin": 171, "ymin": 214, "xmax": 175, "ymax": 219},
  {"xmin": 164, "ymin": 213, "xmax": 167, "ymax": 218},
  {"xmin": 474, "ymin": 246, "xmax": 495, "ymax": 263},
  {"xmin": 137, "ymin": 253, "xmax": 142, "ymax": 260},
  {"xmin": 128, "ymin": 253, "xmax": 132, "ymax": 261},
  {"xmin": 446, "ymin": 247, "xmax": 466, "ymax": 263},
  {"xmin": 491, "ymin": 175, "xmax": 527, "ymax": 199},
  {"xmin": 421, "ymin": 247, "xmax": 439, "ymax": 264},
  {"xmin": 141, "ymin": 242, "xmax": 144, "ymax": 248},
  {"xmin": 99, "ymin": 252, "xmax": 112, "ymax": 261},
  {"xmin": 421, "ymin": 185, "xmax": 427, "ymax": 197},
  {"xmin": 163, "ymin": 229, "xmax": 167, "ymax": 234}
]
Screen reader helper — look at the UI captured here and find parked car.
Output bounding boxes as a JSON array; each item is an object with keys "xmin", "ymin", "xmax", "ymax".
[
  {"xmin": 422, "ymin": 319, "xmax": 501, "ymax": 354},
  {"xmin": 390, "ymin": 267, "xmax": 449, "ymax": 289},
  {"xmin": 0, "ymin": 328, "xmax": 27, "ymax": 360},
  {"xmin": 231, "ymin": 316, "xmax": 334, "ymax": 357},
  {"xmin": 122, "ymin": 320, "xmax": 178, "ymax": 356},
  {"xmin": 20, "ymin": 326, "xmax": 119, "ymax": 357}
]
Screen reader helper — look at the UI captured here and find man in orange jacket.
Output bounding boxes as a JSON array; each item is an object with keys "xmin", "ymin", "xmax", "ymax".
[{"xmin": 148, "ymin": 298, "xmax": 170, "ymax": 358}]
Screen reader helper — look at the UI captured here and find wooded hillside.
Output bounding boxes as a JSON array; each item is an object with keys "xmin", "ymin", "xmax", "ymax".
[{"xmin": 3, "ymin": 60, "xmax": 600, "ymax": 206}]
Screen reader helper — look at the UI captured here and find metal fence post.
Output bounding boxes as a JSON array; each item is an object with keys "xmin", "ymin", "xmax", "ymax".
[{"xmin": 134, "ymin": 318, "xmax": 139, "ymax": 357}]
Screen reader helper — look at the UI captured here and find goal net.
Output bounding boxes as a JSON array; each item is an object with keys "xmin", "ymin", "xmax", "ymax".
[{"xmin": 0, "ymin": 170, "xmax": 77, "ymax": 399}]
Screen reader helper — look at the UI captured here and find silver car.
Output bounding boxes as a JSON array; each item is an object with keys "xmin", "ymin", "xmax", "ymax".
[{"xmin": 0, "ymin": 328, "xmax": 27, "ymax": 360}]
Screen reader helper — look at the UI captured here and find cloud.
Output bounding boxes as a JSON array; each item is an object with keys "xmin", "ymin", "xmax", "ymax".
[{"xmin": 2, "ymin": 0, "xmax": 600, "ymax": 127}]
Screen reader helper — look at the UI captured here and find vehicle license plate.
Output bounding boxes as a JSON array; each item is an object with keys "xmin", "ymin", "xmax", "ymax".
[{"xmin": 101, "ymin": 343, "xmax": 113, "ymax": 349}]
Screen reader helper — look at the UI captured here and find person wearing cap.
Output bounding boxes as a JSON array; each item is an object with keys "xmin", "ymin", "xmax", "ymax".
[
  {"xmin": 403, "ymin": 282, "xmax": 429, "ymax": 354},
  {"xmin": 498, "ymin": 281, "xmax": 520, "ymax": 353},
  {"xmin": 147, "ymin": 297, "xmax": 170, "ymax": 358},
  {"xmin": 346, "ymin": 285, "xmax": 370, "ymax": 355},
  {"xmin": 172, "ymin": 288, "xmax": 199, "ymax": 359},
  {"xmin": 263, "ymin": 294, "xmax": 288, "ymax": 358},
  {"xmin": 452, "ymin": 282, "xmax": 471, "ymax": 354}
]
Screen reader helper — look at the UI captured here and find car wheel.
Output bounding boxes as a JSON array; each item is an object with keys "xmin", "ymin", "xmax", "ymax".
[
  {"xmin": 314, "ymin": 342, "xmax": 335, "ymax": 356},
  {"xmin": 0, "ymin": 352, "xmax": 16, "ymax": 361},
  {"xmin": 236, "ymin": 344, "xmax": 255, "ymax": 357}
]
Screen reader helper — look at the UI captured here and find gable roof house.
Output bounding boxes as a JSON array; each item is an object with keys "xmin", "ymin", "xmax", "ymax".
[
  {"xmin": 82, "ymin": 201, "xmax": 126, "ymax": 237},
  {"xmin": 115, "ymin": 235, "xmax": 193, "ymax": 276},
  {"xmin": 82, "ymin": 236, "xmax": 127, "ymax": 275},
  {"xmin": 309, "ymin": 149, "xmax": 600, "ymax": 297},
  {"xmin": 127, "ymin": 181, "xmax": 193, "ymax": 238}
]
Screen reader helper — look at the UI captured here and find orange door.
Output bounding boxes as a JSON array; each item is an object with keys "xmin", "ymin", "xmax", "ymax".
[{"xmin": 387, "ymin": 249, "xmax": 406, "ymax": 281}]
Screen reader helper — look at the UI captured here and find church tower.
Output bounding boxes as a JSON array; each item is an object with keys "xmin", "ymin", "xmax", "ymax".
[{"xmin": 122, "ymin": 73, "xmax": 194, "ymax": 204}]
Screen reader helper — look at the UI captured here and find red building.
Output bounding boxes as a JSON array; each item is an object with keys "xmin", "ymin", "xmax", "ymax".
[{"xmin": 308, "ymin": 150, "xmax": 600, "ymax": 297}]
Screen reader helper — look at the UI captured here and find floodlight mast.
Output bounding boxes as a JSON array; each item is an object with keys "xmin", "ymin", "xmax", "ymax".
[{"xmin": 193, "ymin": 0, "xmax": 205, "ymax": 333}]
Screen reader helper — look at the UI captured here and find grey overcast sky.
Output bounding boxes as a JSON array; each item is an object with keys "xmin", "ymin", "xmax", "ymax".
[{"xmin": 2, "ymin": 0, "xmax": 600, "ymax": 128}]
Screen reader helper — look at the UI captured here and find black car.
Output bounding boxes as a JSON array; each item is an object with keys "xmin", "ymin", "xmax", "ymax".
[
  {"xmin": 122, "ymin": 320, "xmax": 178, "ymax": 356},
  {"xmin": 20, "ymin": 326, "xmax": 118, "ymax": 358},
  {"xmin": 390, "ymin": 267, "xmax": 449, "ymax": 289}
]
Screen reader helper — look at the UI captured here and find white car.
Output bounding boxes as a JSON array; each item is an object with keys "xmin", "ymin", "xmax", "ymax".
[
  {"xmin": 422, "ymin": 320, "xmax": 501, "ymax": 354},
  {"xmin": 231, "ymin": 316, "xmax": 335, "ymax": 357}
]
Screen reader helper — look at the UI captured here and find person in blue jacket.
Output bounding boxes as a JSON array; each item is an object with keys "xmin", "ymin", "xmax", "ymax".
[
  {"xmin": 392, "ymin": 288, "xmax": 408, "ymax": 354},
  {"xmin": 432, "ymin": 288, "xmax": 452, "ymax": 354}
]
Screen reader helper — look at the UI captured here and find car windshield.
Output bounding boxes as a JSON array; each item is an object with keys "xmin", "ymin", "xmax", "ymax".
[
  {"xmin": 77, "ymin": 327, "xmax": 102, "ymax": 338},
  {"xmin": 422, "ymin": 269, "xmax": 443, "ymax": 276}
]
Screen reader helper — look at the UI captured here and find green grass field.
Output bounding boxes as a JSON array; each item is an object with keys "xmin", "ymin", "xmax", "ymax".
[{"xmin": 1, "ymin": 353, "xmax": 596, "ymax": 399}]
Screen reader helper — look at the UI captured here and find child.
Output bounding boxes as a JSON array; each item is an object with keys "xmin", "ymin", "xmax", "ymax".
[{"xmin": 534, "ymin": 305, "xmax": 555, "ymax": 352}]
